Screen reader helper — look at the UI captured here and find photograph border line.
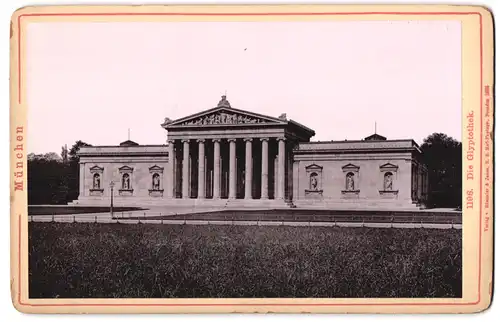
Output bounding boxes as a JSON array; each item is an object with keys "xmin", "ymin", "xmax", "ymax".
[{"xmin": 15, "ymin": 10, "xmax": 484, "ymax": 308}]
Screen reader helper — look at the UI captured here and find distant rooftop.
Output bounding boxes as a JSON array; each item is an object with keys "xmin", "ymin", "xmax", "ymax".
[
  {"xmin": 364, "ymin": 133, "xmax": 387, "ymax": 141},
  {"xmin": 119, "ymin": 140, "xmax": 139, "ymax": 147}
]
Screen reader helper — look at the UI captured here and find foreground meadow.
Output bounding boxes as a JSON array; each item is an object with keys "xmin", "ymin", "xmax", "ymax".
[{"xmin": 29, "ymin": 223, "xmax": 461, "ymax": 298}]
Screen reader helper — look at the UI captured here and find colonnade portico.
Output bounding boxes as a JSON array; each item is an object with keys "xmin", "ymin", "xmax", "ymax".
[
  {"xmin": 167, "ymin": 137, "xmax": 287, "ymax": 201},
  {"xmin": 161, "ymin": 95, "xmax": 316, "ymax": 203},
  {"xmin": 75, "ymin": 96, "xmax": 428, "ymax": 210}
]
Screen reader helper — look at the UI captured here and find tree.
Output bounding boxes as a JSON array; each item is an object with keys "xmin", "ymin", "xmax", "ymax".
[
  {"xmin": 28, "ymin": 140, "xmax": 92, "ymax": 205},
  {"xmin": 67, "ymin": 141, "xmax": 92, "ymax": 202},
  {"xmin": 28, "ymin": 154, "xmax": 67, "ymax": 204},
  {"xmin": 44, "ymin": 152, "xmax": 62, "ymax": 161},
  {"xmin": 421, "ymin": 133, "xmax": 462, "ymax": 208},
  {"xmin": 69, "ymin": 140, "xmax": 92, "ymax": 162},
  {"xmin": 28, "ymin": 152, "xmax": 61, "ymax": 161},
  {"xmin": 61, "ymin": 145, "xmax": 69, "ymax": 164}
]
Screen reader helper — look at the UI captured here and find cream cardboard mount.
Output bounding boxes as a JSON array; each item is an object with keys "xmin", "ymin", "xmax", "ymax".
[{"xmin": 9, "ymin": 4, "xmax": 494, "ymax": 314}]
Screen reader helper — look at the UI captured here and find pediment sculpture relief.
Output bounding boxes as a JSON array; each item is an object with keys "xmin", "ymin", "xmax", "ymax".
[{"xmin": 179, "ymin": 112, "xmax": 268, "ymax": 126}]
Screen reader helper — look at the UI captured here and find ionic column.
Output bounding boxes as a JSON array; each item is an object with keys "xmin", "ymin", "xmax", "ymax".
[
  {"xmin": 166, "ymin": 140, "xmax": 175, "ymax": 198},
  {"xmin": 182, "ymin": 139, "xmax": 190, "ymax": 199},
  {"xmin": 228, "ymin": 138, "xmax": 237, "ymax": 199},
  {"xmin": 277, "ymin": 137, "xmax": 286, "ymax": 200},
  {"xmin": 292, "ymin": 161, "xmax": 299, "ymax": 201},
  {"xmin": 213, "ymin": 139, "xmax": 221, "ymax": 199},
  {"xmin": 260, "ymin": 138, "xmax": 269, "ymax": 199},
  {"xmin": 274, "ymin": 156, "xmax": 278, "ymax": 199},
  {"xmin": 244, "ymin": 138, "xmax": 253, "ymax": 199},
  {"xmin": 197, "ymin": 139, "xmax": 206, "ymax": 199}
]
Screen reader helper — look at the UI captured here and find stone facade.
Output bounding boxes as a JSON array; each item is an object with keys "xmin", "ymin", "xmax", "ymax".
[
  {"xmin": 76, "ymin": 144, "xmax": 168, "ymax": 205},
  {"xmin": 73, "ymin": 96, "xmax": 428, "ymax": 209},
  {"xmin": 293, "ymin": 141, "xmax": 428, "ymax": 209}
]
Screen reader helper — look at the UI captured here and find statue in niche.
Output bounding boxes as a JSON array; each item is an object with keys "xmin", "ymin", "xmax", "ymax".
[
  {"xmin": 310, "ymin": 173, "xmax": 318, "ymax": 191},
  {"xmin": 122, "ymin": 173, "xmax": 130, "ymax": 190},
  {"xmin": 152, "ymin": 174, "xmax": 160, "ymax": 190},
  {"xmin": 93, "ymin": 173, "xmax": 100, "ymax": 189},
  {"xmin": 384, "ymin": 172, "xmax": 393, "ymax": 190},
  {"xmin": 346, "ymin": 173, "xmax": 355, "ymax": 191}
]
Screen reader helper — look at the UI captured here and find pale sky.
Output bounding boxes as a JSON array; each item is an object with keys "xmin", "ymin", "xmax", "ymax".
[{"xmin": 26, "ymin": 20, "xmax": 462, "ymax": 154}]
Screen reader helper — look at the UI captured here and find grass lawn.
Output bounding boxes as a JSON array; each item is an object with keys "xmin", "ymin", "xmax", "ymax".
[
  {"xmin": 29, "ymin": 223, "xmax": 462, "ymax": 298},
  {"xmin": 28, "ymin": 206, "xmax": 146, "ymax": 215}
]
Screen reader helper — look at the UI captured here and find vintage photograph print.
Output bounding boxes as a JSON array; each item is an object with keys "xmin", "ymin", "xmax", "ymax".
[{"xmin": 10, "ymin": 5, "xmax": 493, "ymax": 314}]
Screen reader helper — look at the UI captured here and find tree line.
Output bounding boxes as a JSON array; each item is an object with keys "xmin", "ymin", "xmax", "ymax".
[
  {"xmin": 420, "ymin": 133, "xmax": 462, "ymax": 209},
  {"xmin": 27, "ymin": 134, "xmax": 462, "ymax": 208},
  {"xmin": 28, "ymin": 141, "xmax": 90, "ymax": 205}
]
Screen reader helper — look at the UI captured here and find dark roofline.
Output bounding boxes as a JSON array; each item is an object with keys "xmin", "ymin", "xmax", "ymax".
[
  {"xmin": 80, "ymin": 144, "xmax": 166, "ymax": 148},
  {"xmin": 306, "ymin": 139, "xmax": 420, "ymax": 147},
  {"xmin": 299, "ymin": 139, "xmax": 422, "ymax": 153},
  {"xmin": 288, "ymin": 119, "xmax": 316, "ymax": 136},
  {"xmin": 293, "ymin": 148, "xmax": 423, "ymax": 157}
]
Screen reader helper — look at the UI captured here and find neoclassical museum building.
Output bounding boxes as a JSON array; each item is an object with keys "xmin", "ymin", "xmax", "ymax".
[{"xmin": 74, "ymin": 96, "xmax": 429, "ymax": 209}]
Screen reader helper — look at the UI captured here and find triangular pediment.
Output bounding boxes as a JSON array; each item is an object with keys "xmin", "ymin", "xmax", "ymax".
[
  {"xmin": 149, "ymin": 165, "xmax": 164, "ymax": 172},
  {"xmin": 342, "ymin": 163, "xmax": 360, "ymax": 171},
  {"xmin": 380, "ymin": 163, "xmax": 398, "ymax": 170},
  {"xmin": 118, "ymin": 165, "xmax": 134, "ymax": 172},
  {"xmin": 163, "ymin": 106, "xmax": 286, "ymax": 128},
  {"xmin": 89, "ymin": 165, "xmax": 104, "ymax": 172},
  {"xmin": 305, "ymin": 163, "xmax": 323, "ymax": 170}
]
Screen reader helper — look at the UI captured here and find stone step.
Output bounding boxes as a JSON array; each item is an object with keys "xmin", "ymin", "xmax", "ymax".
[
  {"xmin": 223, "ymin": 198, "xmax": 292, "ymax": 209},
  {"xmin": 71, "ymin": 197, "xmax": 419, "ymax": 211},
  {"xmin": 292, "ymin": 201, "xmax": 419, "ymax": 211}
]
